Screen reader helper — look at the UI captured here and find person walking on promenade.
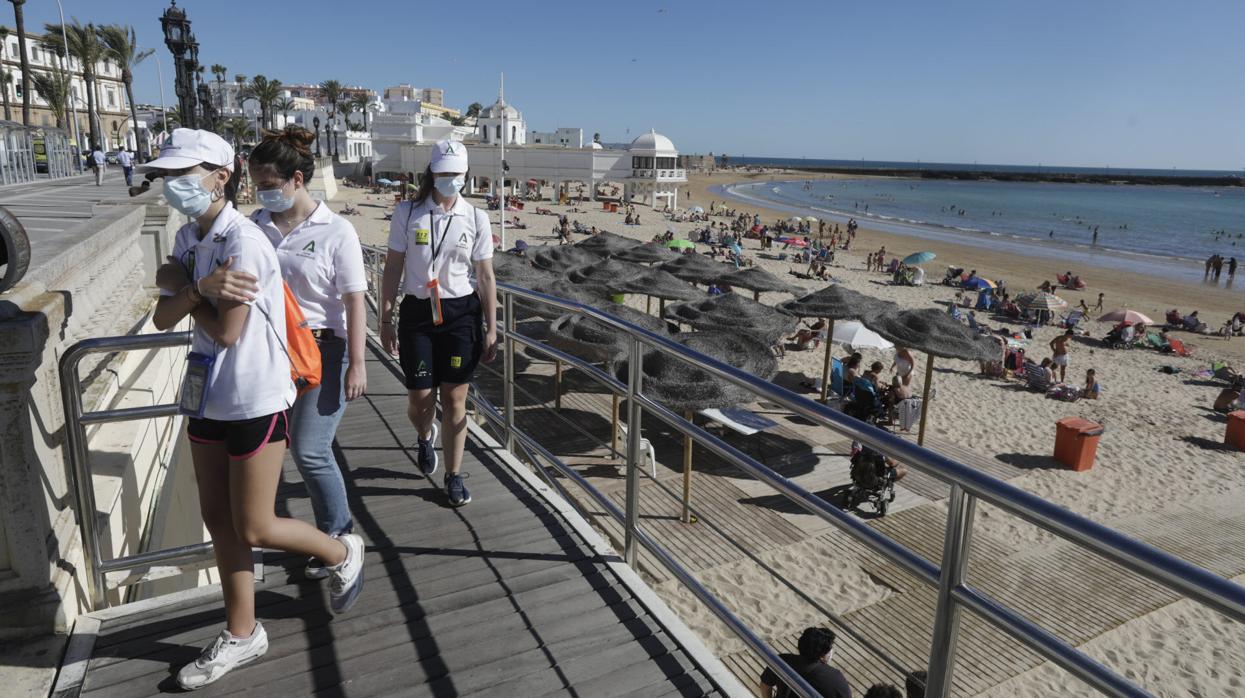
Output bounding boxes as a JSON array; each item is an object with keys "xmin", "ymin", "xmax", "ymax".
[
  {"xmin": 759, "ymin": 626, "xmax": 852, "ymax": 697},
  {"xmin": 381, "ymin": 140, "xmax": 498, "ymax": 507},
  {"xmin": 90, "ymin": 143, "xmax": 106, "ymax": 185},
  {"xmin": 117, "ymin": 148, "xmax": 134, "ymax": 187},
  {"xmin": 196, "ymin": 126, "xmax": 369, "ymax": 580},
  {"xmin": 148, "ymin": 129, "xmax": 365, "ymax": 690}
]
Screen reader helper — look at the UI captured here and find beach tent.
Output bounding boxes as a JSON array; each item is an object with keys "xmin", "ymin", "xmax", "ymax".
[
  {"xmin": 864, "ymin": 308, "xmax": 997, "ymax": 445},
  {"xmin": 778, "ymin": 285, "xmax": 893, "ymax": 402}
]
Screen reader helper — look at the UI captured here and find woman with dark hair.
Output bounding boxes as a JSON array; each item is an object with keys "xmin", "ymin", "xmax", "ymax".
[
  {"xmin": 197, "ymin": 125, "xmax": 369, "ymax": 580},
  {"xmin": 148, "ymin": 129, "xmax": 364, "ymax": 690},
  {"xmin": 381, "ymin": 140, "xmax": 498, "ymax": 507}
]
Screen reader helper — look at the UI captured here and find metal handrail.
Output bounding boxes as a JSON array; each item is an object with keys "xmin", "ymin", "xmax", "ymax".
[
  {"xmin": 58, "ymin": 331, "xmax": 207, "ymax": 611},
  {"xmin": 453, "ymin": 279, "xmax": 1245, "ymax": 698}
]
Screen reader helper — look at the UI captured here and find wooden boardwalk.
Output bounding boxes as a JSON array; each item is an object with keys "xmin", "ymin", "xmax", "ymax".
[{"xmin": 56, "ymin": 348, "xmax": 733, "ymax": 697}]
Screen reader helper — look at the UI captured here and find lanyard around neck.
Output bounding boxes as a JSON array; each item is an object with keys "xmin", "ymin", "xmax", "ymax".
[{"xmin": 428, "ymin": 208, "xmax": 456, "ymax": 273}]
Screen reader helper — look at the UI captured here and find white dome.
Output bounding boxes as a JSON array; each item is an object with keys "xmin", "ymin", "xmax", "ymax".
[
  {"xmin": 628, "ymin": 129, "xmax": 676, "ymax": 154},
  {"xmin": 483, "ymin": 98, "xmax": 521, "ymax": 119},
  {"xmin": 590, "ymin": 141, "xmax": 603, "ymax": 150}
]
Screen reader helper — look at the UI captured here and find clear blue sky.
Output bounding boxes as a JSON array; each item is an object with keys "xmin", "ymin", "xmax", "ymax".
[{"xmin": 10, "ymin": 0, "xmax": 1244, "ymax": 170}]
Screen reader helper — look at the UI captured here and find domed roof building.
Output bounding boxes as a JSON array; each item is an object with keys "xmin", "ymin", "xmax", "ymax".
[
  {"xmin": 624, "ymin": 129, "xmax": 686, "ymax": 211},
  {"xmin": 477, "ymin": 93, "xmax": 526, "ymax": 146}
]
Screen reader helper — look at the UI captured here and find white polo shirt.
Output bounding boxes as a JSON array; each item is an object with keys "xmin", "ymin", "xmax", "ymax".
[
  {"xmin": 387, "ymin": 195, "xmax": 493, "ymax": 299},
  {"xmin": 117, "ymin": 151, "xmax": 133, "ymax": 167},
  {"xmin": 252, "ymin": 202, "xmax": 367, "ymax": 336},
  {"xmin": 164, "ymin": 203, "xmax": 296, "ymax": 421}
]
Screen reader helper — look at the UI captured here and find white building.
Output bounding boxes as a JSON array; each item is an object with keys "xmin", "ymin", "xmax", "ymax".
[
  {"xmin": 528, "ymin": 127, "xmax": 583, "ymax": 148},
  {"xmin": 390, "ymin": 128, "xmax": 686, "ymax": 210},
  {"xmin": 475, "ymin": 95, "xmax": 525, "ymax": 146}
]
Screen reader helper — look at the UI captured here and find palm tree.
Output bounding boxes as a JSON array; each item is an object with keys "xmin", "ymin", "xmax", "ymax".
[
  {"xmin": 239, "ymin": 74, "xmax": 281, "ymax": 129},
  {"xmin": 350, "ymin": 92, "xmax": 370, "ymax": 132},
  {"xmin": 30, "ymin": 69, "xmax": 69, "ymax": 127},
  {"xmin": 465, "ymin": 101, "xmax": 483, "ymax": 120},
  {"xmin": 0, "ymin": 27, "xmax": 11, "ymax": 121},
  {"xmin": 97, "ymin": 25, "xmax": 153, "ymax": 158},
  {"xmin": 210, "ymin": 63, "xmax": 226, "ymax": 113},
  {"xmin": 224, "ymin": 116, "xmax": 250, "ymax": 150},
  {"xmin": 318, "ymin": 79, "xmax": 342, "ymax": 156},
  {"xmin": 338, "ymin": 99, "xmax": 354, "ymax": 134},
  {"xmin": 8, "ymin": 0, "xmax": 33, "ymax": 125},
  {"xmin": 44, "ymin": 20, "xmax": 104, "ymax": 147},
  {"xmin": 275, "ymin": 97, "xmax": 294, "ymax": 126}
]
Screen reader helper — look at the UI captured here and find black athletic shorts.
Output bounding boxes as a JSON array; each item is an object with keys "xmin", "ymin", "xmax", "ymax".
[
  {"xmin": 398, "ymin": 292, "xmax": 484, "ymax": 390},
  {"xmin": 187, "ymin": 411, "xmax": 289, "ymax": 460}
]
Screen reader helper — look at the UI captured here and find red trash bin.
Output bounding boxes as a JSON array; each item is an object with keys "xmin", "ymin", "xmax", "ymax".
[
  {"xmin": 1225, "ymin": 411, "xmax": 1245, "ymax": 451},
  {"xmin": 1054, "ymin": 417, "xmax": 1103, "ymax": 471}
]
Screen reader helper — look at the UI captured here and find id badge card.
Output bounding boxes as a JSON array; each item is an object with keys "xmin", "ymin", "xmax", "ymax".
[
  {"xmin": 179, "ymin": 351, "xmax": 215, "ymax": 418},
  {"xmin": 427, "ymin": 279, "xmax": 444, "ymax": 326},
  {"xmin": 414, "ymin": 228, "xmax": 430, "ymax": 245}
]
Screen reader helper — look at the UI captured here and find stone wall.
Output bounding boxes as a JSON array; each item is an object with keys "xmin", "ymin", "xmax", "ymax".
[{"xmin": 0, "ymin": 188, "xmax": 192, "ymax": 636}]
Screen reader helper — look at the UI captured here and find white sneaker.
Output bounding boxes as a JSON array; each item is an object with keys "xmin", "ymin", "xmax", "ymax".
[
  {"xmin": 176, "ymin": 622, "xmax": 269, "ymax": 690},
  {"xmin": 329, "ymin": 533, "xmax": 365, "ymax": 614}
]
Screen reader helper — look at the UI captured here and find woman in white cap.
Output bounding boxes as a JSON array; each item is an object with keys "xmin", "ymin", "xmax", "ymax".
[
  {"xmin": 148, "ymin": 128, "xmax": 365, "ymax": 690},
  {"xmin": 381, "ymin": 139, "xmax": 498, "ymax": 507},
  {"xmin": 196, "ymin": 125, "xmax": 368, "ymax": 582}
]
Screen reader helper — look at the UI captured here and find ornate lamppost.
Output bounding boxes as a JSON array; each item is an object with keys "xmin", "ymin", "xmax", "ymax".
[
  {"xmin": 324, "ymin": 120, "xmax": 332, "ymax": 160},
  {"xmin": 160, "ymin": 1, "xmax": 198, "ymax": 129},
  {"xmin": 313, "ymin": 116, "xmax": 321, "ymax": 157}
]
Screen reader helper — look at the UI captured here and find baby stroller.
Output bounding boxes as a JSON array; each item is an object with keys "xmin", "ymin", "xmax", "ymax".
[
  {"xmin": 843, "ymin": 377, "xmax": 885, "ymax": 424},
  {"xmin": 846, "ymin": 446, "xmax": 897, "ymax": 516}
]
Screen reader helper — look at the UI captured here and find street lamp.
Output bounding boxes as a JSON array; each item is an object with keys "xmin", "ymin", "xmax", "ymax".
[
  {"xmin": 313, "ymin": 116, "xmax": 321, "ymax": 157},
  {"xmin": 160, "ymin": 0, "xmax": 198, "ymax": 129}
]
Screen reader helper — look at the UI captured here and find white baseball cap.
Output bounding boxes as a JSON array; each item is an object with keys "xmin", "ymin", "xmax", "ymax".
[
  {"xmin": 142, "ymin": 128, "xmax": 235, "ymax": 171},
  {"xmin": 430, "ymin": 140, "xmax": 468, "ymax": 173}
]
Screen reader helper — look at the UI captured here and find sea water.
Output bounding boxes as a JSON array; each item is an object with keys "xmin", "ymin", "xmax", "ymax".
[{"xmin": 720, "ymin": 178, "xmax": 1245, "ymax": 284}]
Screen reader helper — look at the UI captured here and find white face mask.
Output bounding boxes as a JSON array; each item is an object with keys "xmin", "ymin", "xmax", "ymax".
[
  {"xmin": 434, "ymin": 175, "xmax": 465, "ymax": 198},
  {"xmin": 257, "ymin": 180, "xmax": 296, "ymax": 212},
  {"xmin": 163, "ymin": 168, "xmax": 222, "ymax": 218}
]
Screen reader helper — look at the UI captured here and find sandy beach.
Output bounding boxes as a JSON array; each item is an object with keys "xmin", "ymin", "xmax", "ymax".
[{"xmin": 332, "ymin": 169, "xmax": 1245, "ymax": 696}]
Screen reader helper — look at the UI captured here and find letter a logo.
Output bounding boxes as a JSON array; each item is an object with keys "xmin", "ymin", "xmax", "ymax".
[{"xmin": 303, "ymin": 241, "xmax": 316, "ymax": 253}]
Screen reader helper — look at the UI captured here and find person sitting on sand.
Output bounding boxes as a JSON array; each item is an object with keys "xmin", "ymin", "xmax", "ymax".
[
  {"xmin": 1213, "ymin": 380, "xmax": 1245, "ymax": 413},
  {"xmin": 786, "ymin": 319, "xmax": 827, "ymax": 351},
  {"xmin": 1081, "ymin": 368, "xmax": 1100, "ymax": 399},
  {"xmin": 1039, "ymin": 357, "xmax": 1056, "ymax": 386}
]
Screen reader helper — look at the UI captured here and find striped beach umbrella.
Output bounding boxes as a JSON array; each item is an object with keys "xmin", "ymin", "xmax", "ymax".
[{"xmin": 1017, "ymin": 292, "xmax": 1068, "ymax": 311}]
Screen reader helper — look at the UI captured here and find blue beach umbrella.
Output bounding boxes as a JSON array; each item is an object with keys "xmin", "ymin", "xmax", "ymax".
[
  {"xmin": 962, "ymin": 277, "xmax": 997, "ymax": 291},
  {"xmin": 902, "ymin": 251, "xmax": 936, "ymax": 265}
]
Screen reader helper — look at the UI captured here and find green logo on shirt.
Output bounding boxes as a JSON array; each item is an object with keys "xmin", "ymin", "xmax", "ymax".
[{"xmin": 303, "ymin": 241, "xmax": 316, "ymax": 253}]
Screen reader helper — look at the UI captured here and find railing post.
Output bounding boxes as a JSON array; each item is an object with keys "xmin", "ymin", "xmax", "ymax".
[
  {"xmin": 623, "ymin": 336, "xmax": 644, "ymax": 566},
  {"xmin": 925, "ymin": 484, "xmax": 976, "ymax": 698},
  {"xmin": 59, "ymin": 353, "xmax": 108, "ymax": 611},
  {"xmin": 502, "ymin": 291, "xmax": 516, "ymax": 452}
]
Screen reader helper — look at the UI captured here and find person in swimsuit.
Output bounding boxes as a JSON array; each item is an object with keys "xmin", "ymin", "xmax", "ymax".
[
  {"xmin": 892, "ymin": 346, "xmax": 916, "ymax": 386},
  {"xmin": 1049, "ymin": 329, "xmax": 1074, "ymax": 382}
]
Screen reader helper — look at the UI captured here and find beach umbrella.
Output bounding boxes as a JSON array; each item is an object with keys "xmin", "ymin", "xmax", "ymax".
[
  {"xmin": 548, "ymin": 305, "xmax": 673, "ymax": 366},
  {"xmin": 575, "ymin": 231, "xmax": 640, "ymax": 257},
  {"xmin": 376, "ymin": 178, "xmax": 395, "ymax": 186},
  {"xmin": 530, "ymin": 245, "xmax": 602, "ymax": 273},
  {"xmin": 1017, "ymin": 291, "xmax": 1068, "ymax": 311},
  {"xmin": 616, "ymin": 329, "xmax": 777, "ymax": 522},
  {"xmin": 517, "ymin": 278, "xmax": 612, "ymax": 319},
  {"xmin": 831, "ymin": 321, "xmax": 894, "ymax": 351},
  {"xmin": 864, "ymin": 307, "xmax": 998, "ymax": 445},
  {"xmin": 607, "ymin": 269, "xmax": 705, "ymax": 312},
  {"xmin": 691, "ymin": 206, "xmax": 705, "ymax": 214},
  {"xmin": 663, "ymin": 293, "xmax": 796, "ymax": 344},
  {"xmin": 666, "ymin": 238, "xmax": 696, "ymax": 251},
  {"xmin": 962, "ymin": 277, "xmax": 996, "ymax": 291},
  {"xmin": 778, "ymin": 285, "xmax": 894, "ymax": 402},
  {"xmin": 659, "ymin": 253, "xmax": 735, "ymax": 286},
  {"xmin": 788, "ymin": 216, "xmax": 803, "ymax": 223},
  {"xmin": 614, "ymin": 242, "xmax": 678, "ymax": 265},
  {"xmin": 566, "ymin": 258, "xmax": 647, "ymax": 286},
  {"xmin": 717, "ymin": 267, "xmax": 801, "ymax": 300},
  {"xmin": 902, "ymin": 251, "xmax": 937, "ymax": 266},
  {"xmin": 1096, "ymin": 309, "xmax": 1154, "ymax": 325},
  {"xmin": 782, "ymin": 238, "xmax": 810, "ymax": 248},
  {"xmin": 804, "ymin": 216, "xmax": 819, "ymax": 223}
]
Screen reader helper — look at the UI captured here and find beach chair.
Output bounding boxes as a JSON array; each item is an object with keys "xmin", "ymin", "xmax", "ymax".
[
  {"xmin": 1060, "ymin": 310, "xmax": 1084, "ymax": 330},
  {"xmin": 845, "ymin": 378, "xmax": 885, "ymax": 423},
  {"xmin": 1024, "ymin": 362, "xmax": 1053, "ymax": 392}
]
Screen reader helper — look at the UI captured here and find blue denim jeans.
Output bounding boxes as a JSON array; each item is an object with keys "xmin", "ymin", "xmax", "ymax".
[{"xmin": 288, "ymin": 336, "xmax": 353, "ymax": 536}]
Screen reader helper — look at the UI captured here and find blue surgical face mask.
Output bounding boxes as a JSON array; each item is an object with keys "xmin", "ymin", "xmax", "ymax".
[
  {"xmin": 163, "ymin": 169, "xmax": 220, "ymax": 218},
  {"xmin": 257, "ymin": 180, "xmax": 295, "ymax": 213},
  {"xmin": 434, "ymin": 175, "xmax": 465, "ymax": 199}
]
